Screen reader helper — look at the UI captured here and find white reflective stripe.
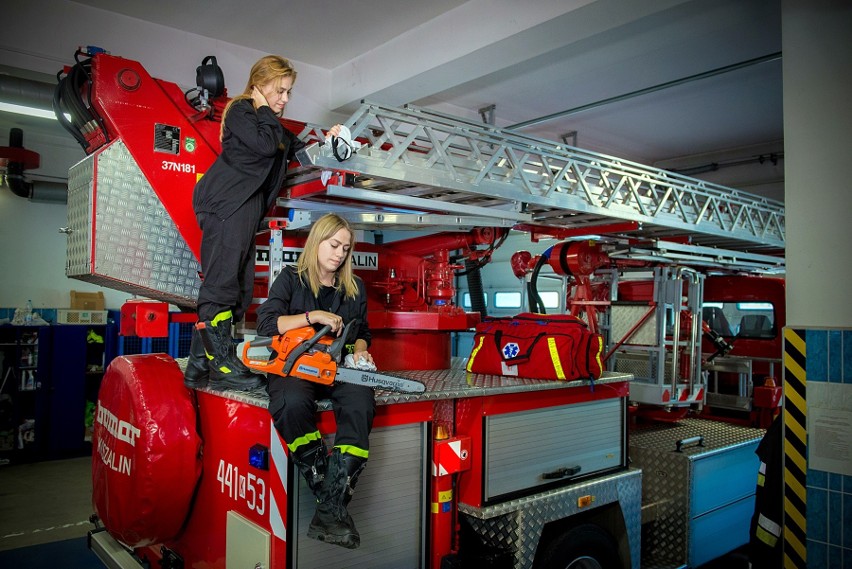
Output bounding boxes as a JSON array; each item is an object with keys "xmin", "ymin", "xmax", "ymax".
[
  {"xmin": 269, "ymin": 422, "xmax": 288, "ymax": 541},
  {"xmin": 759, "ymin": 461, "xmax": 767, "ymax": 475},
  {"xmin": 271, "ymin": 422, "xmax": 288, "ymax": 490},
  {"xmin": 758, "ymin": 513, "xmax": 781, "ymax": 537},
  {"xmin": 433, "ymin": 461, "xmax": 449, "ymax": 476},
  {"xmin": 269, "ymin": 492, "xmax": 286, "ymax": 541}
]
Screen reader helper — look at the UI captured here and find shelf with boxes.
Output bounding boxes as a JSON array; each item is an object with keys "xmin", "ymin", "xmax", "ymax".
[
  {"xmin": 0, "ymin": 326, "xmax": 52, "ymax": 464},
  {"xmin": 0, "ymin": 313, "xmax": 118, "ymax": 464}
]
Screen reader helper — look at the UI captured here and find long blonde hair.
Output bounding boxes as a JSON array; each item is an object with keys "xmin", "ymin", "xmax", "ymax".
[
  {"xmin": 297, "ymin": 214, "xmax": 359, "ymax": 299},
  {"xmin": 220, "ymin": 55, "xmax": 297, "ymax": 140}
]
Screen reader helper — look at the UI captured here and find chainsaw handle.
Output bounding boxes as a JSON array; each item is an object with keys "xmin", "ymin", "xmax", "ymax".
[
  {"xmin": 328, "ymin": 319, "xmax": 358, "ymax": 362},
  {"xmin": 240, "ymin": 337, "xmax": 282, "ymax": 375},
  {"xmin": 248, "ymin": 336, "xmax": 274, "ymax": 348},
  {"xmin": 280, "ymin": 324, "xmax": 331, "ymax": 375}
]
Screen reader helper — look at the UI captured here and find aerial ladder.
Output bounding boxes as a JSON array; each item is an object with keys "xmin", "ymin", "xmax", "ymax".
[{"xmin": 284, "ymin": 101, "xmax": 784, "ymax": 252}]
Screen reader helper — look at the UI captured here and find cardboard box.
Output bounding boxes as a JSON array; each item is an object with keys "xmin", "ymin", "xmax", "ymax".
[{"xmin": 70, "ymin": 290, "xmax": 106, "ymax": 311}]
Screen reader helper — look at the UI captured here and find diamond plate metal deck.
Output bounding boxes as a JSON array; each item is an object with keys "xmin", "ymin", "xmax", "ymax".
[
  {"xmin": 180, "ymin": 361, "xmax": 632, "ymax": 411},
  {"xmin": 66, "ymin": 140, "xmax": 201, "ymax": 307},
  {"xmin": 459, "ymin": 469, "xmax": 642, "ymax": 569}
]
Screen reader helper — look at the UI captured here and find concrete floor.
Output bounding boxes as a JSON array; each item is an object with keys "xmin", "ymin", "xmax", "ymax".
[
  {"xmin": 0, "ymin": 454, "xmax": 755, "ymax": 568},
  {"xmin": 0, "ymin": 456, "xmax": 95, "ymax": 551}
]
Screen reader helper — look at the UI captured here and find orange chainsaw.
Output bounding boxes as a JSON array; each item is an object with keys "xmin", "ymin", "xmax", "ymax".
[{"xmin": 240, "ymin": 320, "xmax": 425, "ymax": 393}]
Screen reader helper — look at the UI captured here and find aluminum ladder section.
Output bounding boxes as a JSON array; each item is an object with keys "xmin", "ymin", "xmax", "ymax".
[{"xmin": 292, "ymin": 102, "xmax": 785, "ymax": 252}]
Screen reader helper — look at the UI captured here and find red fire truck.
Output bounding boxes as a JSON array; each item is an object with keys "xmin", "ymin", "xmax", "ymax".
[{"xmin": 44, "ymin": 50, "xmax": 785, "ymax": 568}]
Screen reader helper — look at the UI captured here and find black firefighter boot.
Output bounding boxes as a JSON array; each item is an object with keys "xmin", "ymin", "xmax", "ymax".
[
  {"xmin": 196, "ymin": 312, "xmax": 266, "ymax": 391},
  {"xmin": 292, "ymin": 444, "xmax": 329, "ymax": 497},
  {"xmin": 307, "ymin": 448, "xmax": 366, "ymax": 549},
  {"xmin": 183, "ymin": 326, "xmax": 209, "ymax": 389}
]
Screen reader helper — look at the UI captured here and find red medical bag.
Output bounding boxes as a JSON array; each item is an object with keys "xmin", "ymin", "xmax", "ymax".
[{"xmin": 466, "ymin": 313, "xmax": 604, "ymax": 381}]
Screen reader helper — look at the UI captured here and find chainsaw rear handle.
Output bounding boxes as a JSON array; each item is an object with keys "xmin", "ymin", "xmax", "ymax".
[{"xmin": 240, "ymin": 336, "xmax": 285, "ymax": 376}]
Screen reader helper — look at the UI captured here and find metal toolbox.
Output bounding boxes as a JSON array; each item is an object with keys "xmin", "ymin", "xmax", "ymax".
[
  {"xmin": 484, "ymin": 396, "xmax": 626, "ymax": 502},
  {"xmin": 629, "ymin": 418, "xmax": 764, "ymax": 568}
]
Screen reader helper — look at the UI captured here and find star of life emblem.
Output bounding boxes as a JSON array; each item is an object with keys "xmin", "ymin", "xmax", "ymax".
[{"xmin": 502, "ymin": 342, "xmax": 520, "ymax": 359}]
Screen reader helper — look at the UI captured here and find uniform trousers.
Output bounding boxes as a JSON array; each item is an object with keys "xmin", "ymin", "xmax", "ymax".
[
  {"xmin": 267, "ymin": 375, "xmax": 376, "ymax": 455},
  {"xmin": 195, "ymin": 192, "xmax": 263, "ymax": 322}
]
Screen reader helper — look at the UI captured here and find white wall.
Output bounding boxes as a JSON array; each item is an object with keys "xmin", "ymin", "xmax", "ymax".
[
  {"xmin": 782, "ymin": 1, "xmax": 852, "ymax": 327},
  {"xmin": 1, "ymin": 0, "xmax": 340, "ymax": 313},
  {"xmin": 3, "ymin": 0, "xmax": 337, "ymax": 125}
]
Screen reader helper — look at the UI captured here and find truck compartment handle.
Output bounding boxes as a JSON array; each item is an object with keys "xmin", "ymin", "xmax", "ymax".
[
  {"xmin": 542, "ymin": 465, "xmax": 581, "ymax": 480},
  {"xmin": 675, "ymin": 435, "xmax": 704, "ymax": 452}
]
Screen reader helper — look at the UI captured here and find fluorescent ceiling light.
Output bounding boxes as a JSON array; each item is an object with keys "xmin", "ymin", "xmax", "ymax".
[{"xmin": 0, "ymin": 102, "xmax": 60, "ymax": 120}]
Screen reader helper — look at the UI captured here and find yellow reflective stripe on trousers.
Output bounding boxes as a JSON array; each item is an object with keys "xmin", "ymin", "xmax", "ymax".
[
  {"xmin": 287, "ymin": 431, "xmax": 323, "ymax": 453},
  {"xmin": 756, "ymin": 524, "xmax": 779, "ymax": 547},
  {"xmin": 546, "ymin": 337, "xmax": 566, "ymax": 380},
  {"xmin": 212, "ymin": 310, "xmax": 233, "ymax": 326},
  {"xmin": 335, "ymin": 444, "xmax": 369, "ymax": 459},
  {"xmin": 466, "ymin": 336, "xmax": 485, "ymax": 373}
]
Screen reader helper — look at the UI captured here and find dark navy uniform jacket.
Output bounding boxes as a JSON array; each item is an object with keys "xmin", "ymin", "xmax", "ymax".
[
  {"xmin": 193, "ymin": 99, "xmax": 305, "ymax": 220},
  {"xmin": 256, "ymin": 266, "xmax": 372, "ymax": 348}
]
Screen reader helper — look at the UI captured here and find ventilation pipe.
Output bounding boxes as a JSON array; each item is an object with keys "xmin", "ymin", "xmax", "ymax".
[
  {"xmin": 0, "ymin": 74, "xmax": 55, "ymax": 110},
  {"xmin": 1, "ymin": 75, "xmax": 70, "ymax": 202},
  {"xmin": 2, "ymin": 128, "xmax": 67, "ymax": 204}
]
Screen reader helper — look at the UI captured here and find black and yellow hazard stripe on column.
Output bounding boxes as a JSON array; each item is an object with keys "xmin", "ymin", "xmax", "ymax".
[{"xmin": 783, "ymin": 328, "xmax": 807, "ymax": 569}]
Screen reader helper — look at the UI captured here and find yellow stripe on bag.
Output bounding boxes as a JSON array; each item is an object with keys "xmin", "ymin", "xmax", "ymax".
[
  {"xmin": 547, "ymin": 337, "xmax": 566, "ymax": 380},
  {"xmin": 594, "ymin": 336, "xmax": 603, "ymax": 373},
  {"xmin": 466, "ymin": 336, "xmax": 485, "ymax": 372}
]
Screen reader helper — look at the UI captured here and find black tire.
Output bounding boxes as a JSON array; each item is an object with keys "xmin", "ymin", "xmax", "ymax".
[{"xmin": 535, "ymin": 523, "xmax": 623, "ymax": 569}]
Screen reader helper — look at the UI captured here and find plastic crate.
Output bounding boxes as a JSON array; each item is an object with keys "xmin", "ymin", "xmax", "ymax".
[{"xmin": 57, "ymin": 309, "xmax": 109, "ymax": 325}]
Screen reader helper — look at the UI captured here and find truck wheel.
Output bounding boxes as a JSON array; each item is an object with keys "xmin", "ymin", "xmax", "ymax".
[{"xmin": 535, "ymin": 523, "xmax": 622, "ymax": 569}]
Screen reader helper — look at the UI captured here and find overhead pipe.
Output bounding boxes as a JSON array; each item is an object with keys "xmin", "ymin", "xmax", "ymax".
[
  {"xmin": 508, "ymin": 52, "xmax": 782, "ymax": 130},
  {"xmin": 0, "ymin": 74, "xmax": 55, "ymax": 111},
  {"xmin": 3, "ymin": 128, "xmax": 67, "ymax": 204},
  {"xmin": 665, "ymin": 152, "xmax": 783, "ymax": 176},
  {"xmin": 0, "ymin": 76, "xmax": 70, "ymax": 203}
]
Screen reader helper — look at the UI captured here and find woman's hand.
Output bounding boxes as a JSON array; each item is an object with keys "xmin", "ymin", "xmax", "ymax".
[
  {"xmin": 309, "ymin": 310, "xmax": 344, "ymax": 335},
  {"xmin": 251, "ymin": 85, "xmax": 269, "ymax": 109},
  {"xmin": 352, "ymin": 349, "xmax": 374, "ymax": 367},
  {"xmin": 326, "ymin": 124, "xmax": 343, "ymax": 139}
]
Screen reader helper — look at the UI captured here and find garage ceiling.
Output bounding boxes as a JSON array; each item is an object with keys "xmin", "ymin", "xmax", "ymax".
[{"xmin": 3, "ymin": 0, "xmax": 783, "ymax": 190}]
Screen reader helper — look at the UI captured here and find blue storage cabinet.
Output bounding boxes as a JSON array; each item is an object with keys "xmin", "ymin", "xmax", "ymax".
[
  {"xmin": 0, "ymin": 321, "xmax": 118, "ymax": 462},
  {"xmin": 629, "ymin": 418, "xmax": 765, "ymax": 568},
  {"xmin": 49, "ymin": 322, "xmax": 118, "ymax": 458}
]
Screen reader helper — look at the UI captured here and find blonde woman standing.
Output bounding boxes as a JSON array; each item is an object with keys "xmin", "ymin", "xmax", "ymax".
[{"xmin": 185, "ymin": 55, "xmax": 341, "ymax": 390}]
